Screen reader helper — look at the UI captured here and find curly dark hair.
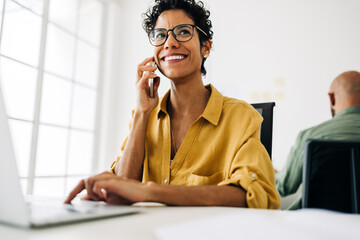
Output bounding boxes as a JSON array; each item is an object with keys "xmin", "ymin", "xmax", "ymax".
[{"xmin": 143, "ymin": 0, "xmax": 213, "ymax": 76}]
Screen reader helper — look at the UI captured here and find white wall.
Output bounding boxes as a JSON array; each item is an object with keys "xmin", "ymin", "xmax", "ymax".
[{"xmin": 99, "ymin": 0, "xmax": 360, "ymax": 171}]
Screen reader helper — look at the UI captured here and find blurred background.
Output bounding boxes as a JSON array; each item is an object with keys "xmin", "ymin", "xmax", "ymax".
[{"xmin": 0, "ymin": 0, "xmax": 359, "ymax": 198}]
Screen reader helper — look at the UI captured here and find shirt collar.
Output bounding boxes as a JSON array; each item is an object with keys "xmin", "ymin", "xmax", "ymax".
[
  {"xmin": 156, "ymin": 84, "xmax": 224, "ymax": 126},
  {"xmin": 334, "ymin": 105, "xmax": 360, "ymax": 118},
  {"xmin": 201, "ymin": 84, "xmax": 224, "ymax": 125},
  {"xmin": 157, "ymin": 90, "xmax": 171, "ymax": 118}
]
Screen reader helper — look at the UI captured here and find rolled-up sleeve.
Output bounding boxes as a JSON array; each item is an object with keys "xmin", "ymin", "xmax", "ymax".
[{"xmin": 218, "ymin": 135, "xmax": 280, "ymax": 209}]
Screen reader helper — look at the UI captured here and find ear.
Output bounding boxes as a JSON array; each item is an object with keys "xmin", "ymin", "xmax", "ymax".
[
  {"xmin": 328, "ymin": 92, "xmax": 335, "ymax": 106},
  {"xmin": 201, "ymin": 40, "xmax": 212, "ymax": 58}
]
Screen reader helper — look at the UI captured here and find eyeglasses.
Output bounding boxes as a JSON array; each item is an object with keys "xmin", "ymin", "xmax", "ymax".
[{"xmin": 148, "ymin": 24, "xmax": 208, "ymax": 47}]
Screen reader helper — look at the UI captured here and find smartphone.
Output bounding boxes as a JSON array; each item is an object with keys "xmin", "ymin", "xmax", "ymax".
[
  {"xmin": 149, "ymin": 61, "xmax": 157, "ymax": 98},
  {"xmin": 149, "ymin": 78, "xmax": 154, "ymax": 98}
]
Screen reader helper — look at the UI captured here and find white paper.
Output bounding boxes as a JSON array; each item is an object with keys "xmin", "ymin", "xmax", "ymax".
[{"xmin": 154, "ymin": 209, "xmax": 360, "ymax": 240}]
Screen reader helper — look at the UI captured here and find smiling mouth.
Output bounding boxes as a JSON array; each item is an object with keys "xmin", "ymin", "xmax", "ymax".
[{"xmin": 162, "ymin": 54, "xmax": 187, "ymax": 62}]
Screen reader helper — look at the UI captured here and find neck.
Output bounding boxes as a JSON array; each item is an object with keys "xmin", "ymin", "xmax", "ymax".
[
  {"xmin": 168, "ymin": 77, "xmax": 210, "ymax": 118},
  {"xmin": 335, "ymin": 99, "xmax": 360, "ymax": 115}
]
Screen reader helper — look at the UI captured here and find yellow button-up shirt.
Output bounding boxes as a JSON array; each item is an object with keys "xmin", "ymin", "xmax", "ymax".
[{"xmin": 111, "ymin": 84, "xmax": 280, "ymax": 209}]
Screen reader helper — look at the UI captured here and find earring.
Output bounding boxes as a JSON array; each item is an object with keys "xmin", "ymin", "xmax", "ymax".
[{"xmin": 203, "ymin": 53, "xmax": 209, "ymax": 58}]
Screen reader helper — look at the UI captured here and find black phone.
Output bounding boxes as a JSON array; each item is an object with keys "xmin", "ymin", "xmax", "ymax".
[
  {"xmin": 150, "ymin": 78, "xmax": 154, "ymax": 98},
  {"xmin": 149, "ymin": 61, "xmax": 158, "ymax": 98}
]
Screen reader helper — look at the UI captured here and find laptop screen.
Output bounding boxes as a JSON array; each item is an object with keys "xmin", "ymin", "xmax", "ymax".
[{"xmin": 0, "ymin": 82, "xmax": 30, "ymax": 227}]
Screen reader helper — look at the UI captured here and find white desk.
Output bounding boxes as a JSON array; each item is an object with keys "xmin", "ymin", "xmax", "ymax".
[{"xmin": 1, "ymin": 206, "xmax": 360, "ymax": 240}]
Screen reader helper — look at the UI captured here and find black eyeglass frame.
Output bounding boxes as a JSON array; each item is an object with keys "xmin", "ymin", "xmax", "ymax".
[{"xmin": 148, "ymin": 24, "xmax": 208, "ymax": 47}]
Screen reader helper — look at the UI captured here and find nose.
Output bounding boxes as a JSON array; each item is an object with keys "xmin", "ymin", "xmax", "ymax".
[{"xmin": 164, "ymin": 31, "xmax": 179, "ymax": 49}]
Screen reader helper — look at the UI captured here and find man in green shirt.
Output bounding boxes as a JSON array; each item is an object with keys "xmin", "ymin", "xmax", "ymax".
[{"xmin": 275, "ymin": 71, "xmax": 360, "ymax": 209}]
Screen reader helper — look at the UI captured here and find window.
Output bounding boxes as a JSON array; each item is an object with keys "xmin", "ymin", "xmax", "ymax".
[{"xmin": 0, "ymin": 0, "xmax": 105, "ymax": 197}]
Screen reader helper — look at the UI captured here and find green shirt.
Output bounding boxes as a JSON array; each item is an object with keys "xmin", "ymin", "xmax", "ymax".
[{"xmin": 275, "ymin": 106, "xmax": 360, "ymax": 209}]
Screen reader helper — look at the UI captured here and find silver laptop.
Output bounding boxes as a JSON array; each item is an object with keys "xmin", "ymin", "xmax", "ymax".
[{"xmin": 0, "ymin": 83, "xmax": 138, "ymax": 228}]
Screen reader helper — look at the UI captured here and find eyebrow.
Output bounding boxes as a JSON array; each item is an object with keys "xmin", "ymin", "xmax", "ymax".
[{"xmin": 154, "ymin": 23, "xmax": 195, "ymax": 29}]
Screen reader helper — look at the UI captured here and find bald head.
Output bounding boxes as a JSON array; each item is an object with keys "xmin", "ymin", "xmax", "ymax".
[{"xmin": 328, "ymin": 71, "xmax": 360, "ymax": 116}]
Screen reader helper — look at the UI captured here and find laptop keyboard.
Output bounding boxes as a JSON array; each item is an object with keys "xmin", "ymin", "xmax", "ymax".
[
  {"xmin": 28, "ymin": 201, "xmax": 108, "ymax": 220},
  {"xmin": 24, "ymin": 198, "xmax": 137, "ymax": 226},
  {"xmin": 30, "ymin": 204, "xmax": 78, "ymax": 216}
]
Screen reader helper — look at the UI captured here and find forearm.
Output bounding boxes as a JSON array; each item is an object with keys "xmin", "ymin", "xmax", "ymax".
[
  {"xmin": 115, "ymin": 111, "xmax": 151, "ymax": 180},
  {"xmin": 146, "ymin": 183, "xmax": 247, "ymax": 207}
]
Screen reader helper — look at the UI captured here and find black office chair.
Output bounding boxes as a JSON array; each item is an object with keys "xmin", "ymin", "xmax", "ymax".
[
  {"xmin": 302, "ymin": 139, "xmax": 360, "ymax": 213},
  {"xmin": 251, "ymin": 102, "xmax": 275, "ymax": 159}
]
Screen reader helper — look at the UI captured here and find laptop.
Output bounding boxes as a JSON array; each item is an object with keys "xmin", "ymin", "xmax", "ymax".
[{"xmin": 0, "ymin": 83, "xmax": 138, "ymax": 228}]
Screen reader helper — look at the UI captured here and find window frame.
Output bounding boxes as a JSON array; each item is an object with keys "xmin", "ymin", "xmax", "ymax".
[{"xmin": 0, "ymin": 0, "xmax": 106, "ymax": 196}]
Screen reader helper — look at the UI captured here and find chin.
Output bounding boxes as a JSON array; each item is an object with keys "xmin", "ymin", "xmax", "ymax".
[{"xmin": 163, "ymin": 70, "xmax": 187, "ymax": 80}]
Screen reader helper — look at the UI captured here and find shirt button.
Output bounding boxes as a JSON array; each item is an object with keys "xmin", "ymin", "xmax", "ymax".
[
  {"xmin": 251, "ymin": 173, "xmax": 257, "ymax": 178},
  {"xmin": 164, "ymin": 178, "xmax": 168, "ymax": 183}
]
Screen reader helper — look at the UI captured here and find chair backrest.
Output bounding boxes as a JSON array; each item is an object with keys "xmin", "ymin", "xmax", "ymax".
[
  {"xmin": 251, "ymin": 102, "xmax": 275, "ymax": 159},
  {"xmin": 302, "ymin": 139, "xmax": 360, "ymax": 213}
]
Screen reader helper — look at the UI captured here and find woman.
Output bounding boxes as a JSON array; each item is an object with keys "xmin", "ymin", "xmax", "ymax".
[{"xmin": 65, "ymin": 0, "xmax": 280, "ymax": 209}]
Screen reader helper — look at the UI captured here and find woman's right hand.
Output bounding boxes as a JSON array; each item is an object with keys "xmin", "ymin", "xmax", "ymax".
[{"xmin": 136, "ymin": 56, "xmax": 160, "ymax": 115}]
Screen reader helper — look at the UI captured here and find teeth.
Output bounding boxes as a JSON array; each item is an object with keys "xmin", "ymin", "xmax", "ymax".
[{"xmin": 164, "ymin": 55, "xmax": 185, "ymax": 61}]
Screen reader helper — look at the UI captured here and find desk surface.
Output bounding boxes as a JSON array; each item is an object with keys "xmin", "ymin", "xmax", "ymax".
[{"xmin": 1, "ymin": 206, "xmax": 360, "ymax": 240}]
